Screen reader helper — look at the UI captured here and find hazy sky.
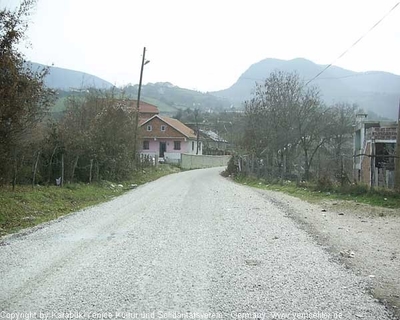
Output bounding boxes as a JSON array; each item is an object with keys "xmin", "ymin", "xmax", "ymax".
[{"xmin": 2, "ymin": 0, "xmax": 400, "ymax": 91}]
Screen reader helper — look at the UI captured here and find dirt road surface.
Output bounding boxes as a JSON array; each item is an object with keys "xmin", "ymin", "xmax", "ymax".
[{"xmin": 0, "ymin": 168, "xmax": 395, "ymax": 319}]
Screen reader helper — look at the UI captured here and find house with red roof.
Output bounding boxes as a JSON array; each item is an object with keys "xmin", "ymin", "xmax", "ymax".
[
  {"xmin": 113, "ymin": 99, "xmax": 202, "ymax": 162},
  {"xmin": 139, "ymin": 114, "xmax": 202, "ymax": 163}
]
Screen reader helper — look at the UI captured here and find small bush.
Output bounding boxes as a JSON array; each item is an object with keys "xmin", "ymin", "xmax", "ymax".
[
  {"xmin": 316, "ymin": 175, "xmax": 334, "ymax": 192},
  {"xmin": 228, "ymin": 156, "xmax": 239, "ymax": 174},
  {"xmin": 220, "ymin": 170, "xmax": 230, "ymax": 177},
  {"xmin": 221, "ymin": 156, "xmax": 239, "ymax": 177}
]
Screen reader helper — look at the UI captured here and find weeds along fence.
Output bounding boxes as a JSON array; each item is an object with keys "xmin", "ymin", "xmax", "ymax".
[
  {"xmin": 232, "ymin": 154, "xmax": 292, "ymax": 182},
  {"xmin": 230, "ymin": 152, "xmax": 397, "ymax": 190},
  {"xmin": 229, "ymin": 153, "xmax": 354, "ymax": 186},
  {"xmin": 5, "ymin": 151, "xmax": 159, "ymax": 189},
  {"xmin": 139, "ymin": 154, "xmax": 159, "ymax": 168}
]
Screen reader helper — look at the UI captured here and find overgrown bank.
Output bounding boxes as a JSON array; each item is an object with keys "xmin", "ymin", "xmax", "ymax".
[
  {"xmin": 230, "ymin": 174, "xmax": 400, "ymax": 209},
  {"xmin": 0, "ymin": 165, "xmax": 179, "ymax": 236}
]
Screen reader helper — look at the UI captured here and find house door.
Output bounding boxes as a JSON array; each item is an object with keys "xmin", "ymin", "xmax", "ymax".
[{"xmin": 159, "ymin": 142, "xmax": 166, "ymax": 157}]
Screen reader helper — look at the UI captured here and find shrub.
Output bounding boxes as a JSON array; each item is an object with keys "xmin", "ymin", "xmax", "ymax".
[
  {"xmin": 316, "ymin": 175, "xmax": 334, "ymax": 192},
  {"xmin": 221, "ymin": 156, "xmax": 239, "ymax": 177}
]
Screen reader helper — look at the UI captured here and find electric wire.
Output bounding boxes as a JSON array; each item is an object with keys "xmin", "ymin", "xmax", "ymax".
[
  {"xmin": 305, "ymin": 2, "xmax": 400, "ymax": 85},
  {"xmin": 240, "ymin": 71, "xmax": 387, "ymax": 83}
]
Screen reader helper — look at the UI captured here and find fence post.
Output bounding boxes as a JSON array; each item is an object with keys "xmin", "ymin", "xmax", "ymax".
[
  {"xmin": 89, "ymin": 159, "xmax": 93, "ymax": 183},
  {"xmin": 32, "ymin": 151, "xmax": 40, "ymax": 189},
  {"xmin": 71, "ymin": 155, "xmax": 79, "ymax": 183},
  {"xmin": 61, "ymin": 153, "xmax": 64, "ymax": 187},
  {"xmin": 370, "ymin": 137, "xmax": 375, "ymax": 189}
]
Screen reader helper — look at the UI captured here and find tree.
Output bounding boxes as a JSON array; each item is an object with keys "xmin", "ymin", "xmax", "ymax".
[
  {"xmin": 242, "ymin": 71, "xmax": 326, "ymax": 181},
  {"xmin": 325, "ymin": 103, "xmax": 356, "ymax": 185},
  {"xmin": 295, "ymin": 86, "xmax": 327, "ymax": 181},
  {"xmin": 0, "ymin": 0, "xmax": 55, "ymax": 185},
  {"xmin": 58, "ymin": 92, "xmax": 136, "ymax": 182}
]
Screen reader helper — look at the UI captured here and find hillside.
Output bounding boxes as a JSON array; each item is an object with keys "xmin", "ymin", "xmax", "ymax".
[
  {"xmin": 25, "ymin": 61, "xmax": 232, "ymax": 115},
  {"xmin": 121, "ymin": 82, "xmax": 232, "ymax": 115},
  {"xmin": 213, "ymin": 58, "xmax": 400, "ymax": 119},
  {"xmin": 26, "ymin": 62, "xmax": 113, "ymax": 90},
  {"xmin": 51, "ymin": 82, "xmax": 232, "ymax": 116}
]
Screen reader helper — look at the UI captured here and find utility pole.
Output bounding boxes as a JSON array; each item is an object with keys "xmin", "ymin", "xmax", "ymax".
[
  {"xmin": 133, "ymin": 47, "xmax": 147, "ymax": 163},
  {"xmin": 195, "ymin": 108, "xmax": 200, "ymax": 155},
  {"xmin": 395, "ymin": 100, "xmax": 400, "ymax": 191},
  {"xmin": 370, "ymin": 135, "xmax": 375, "ymax": 189}
]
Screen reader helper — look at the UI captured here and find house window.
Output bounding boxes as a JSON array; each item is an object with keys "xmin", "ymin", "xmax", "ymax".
[
  {"xmin": 174, "ymin": 141, "xmax": 181, "ymax": 150},
  {"xmin": 143, "ymin": 141, "xmax": 149, "ymax": 150},
  {"xmin": 161, "ymin": 125, "xmax": 166, "ymax": 132},
  {"xmin": 147, "ymin": 125, "xmax": 152, "ymax": 131},
  {"xmin": 192, "ymin": 141, "xmax": 194, "ymax": 151}
]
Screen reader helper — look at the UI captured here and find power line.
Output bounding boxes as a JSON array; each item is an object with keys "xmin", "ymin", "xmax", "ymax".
[
  {"xmin": 306, "ymin": 2, "xmax": 400, "ymax": 86},
  {"xmin": 240, "ymin": 71, "xmax": 387, "ymax": 83},
  {"xmin": 314, "ymin": 72, "xmax": 383, "ymax": 81}
]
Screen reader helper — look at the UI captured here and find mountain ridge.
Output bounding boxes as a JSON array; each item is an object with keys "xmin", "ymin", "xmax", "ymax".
[
  {"xmin": 212, "ymin": 58, "xmax": 400, "ymax": 119},
  {"xmin": 30, "ymin": 59, "xmax": 400, "ymax": 119},
  {"xmin": 26, "ymin": 62, "xmax": 113, "ymax": 90}
]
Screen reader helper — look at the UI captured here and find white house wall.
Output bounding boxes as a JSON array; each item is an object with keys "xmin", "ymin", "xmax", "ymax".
[{"xmin": 140, "ymin": 139, "xmax": 202, "ymax": 157}]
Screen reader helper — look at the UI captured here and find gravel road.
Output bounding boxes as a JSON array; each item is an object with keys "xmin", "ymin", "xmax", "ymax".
[{"xmin": 0, "ymin": 168, "xmax": 393, "ymax": 319}]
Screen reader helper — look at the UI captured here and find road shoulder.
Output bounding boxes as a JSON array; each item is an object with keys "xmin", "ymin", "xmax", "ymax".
[{"xmin": 252, "ymin": 187, "xmax": 400, "ymax": 319}]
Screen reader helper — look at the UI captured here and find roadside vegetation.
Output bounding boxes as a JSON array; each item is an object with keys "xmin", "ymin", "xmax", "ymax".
[
  {"xmin": 1, "ymin": 1, "xmax": 146, "ymax": 191},
  {"xmin": 226, "ymin": 170, "xmax": 400, "ymax": 209},
  {"xmin": 220, "ymin": 69, "xmax": 399, "ymax": 202},
  {"xmin": 0, "ymin": 165, "xmax": 179, "ymax": 236}
]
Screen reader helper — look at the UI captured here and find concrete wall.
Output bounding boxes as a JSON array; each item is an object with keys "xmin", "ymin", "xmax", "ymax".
[
  {"xmin": 164, "ymin": 152, "xmax": 181, "ymax": 164},
  {"xmin": 181, "ymin": 154, "xmax": 230, "ymax": 170}
]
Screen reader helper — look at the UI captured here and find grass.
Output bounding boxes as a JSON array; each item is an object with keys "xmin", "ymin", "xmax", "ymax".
[
  {"xmin": 141, "ymin": 97, "xmax": 179, "ymax": 113},
  {"xmin": 234, "ymin": 175, "xmax": 400, "ymax": 209},
  {"xmin": 0, "ymin": 164, "xmax": 180, "ymax": 237}
]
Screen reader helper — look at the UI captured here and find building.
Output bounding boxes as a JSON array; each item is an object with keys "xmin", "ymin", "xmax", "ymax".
[
  {"xmin": 139, "ymin": 115, "xmax": 202, "ymax": 164},
  {"xmin": 110, "ymin": 99, "xmax": 203, "ymax": 163},
  {"xmin": 199, "ymin": 129, "xmax": 229, "ymax": 155},
  {"xmin": 353, "ymin": 113, "xmax": 397, "ymax": 188}
]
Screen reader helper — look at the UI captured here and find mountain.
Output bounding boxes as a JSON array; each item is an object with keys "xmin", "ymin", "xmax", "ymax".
[
  {"xmin": 121, "ymin": 82, "xmax": 232, "ymax": 115},
  {"xmin": 212, "ymin": 58, "xmax": 400, "ymax": 119},
  {"xmin": 51, "ymin": 82, "xmax": 233, "ymax": 116},
  {"xmin": 25, "ymin": 62, "xmax": 232, "ymax": 116},
  {"xmin": 26, "ymin": 62, "xmax": 113, "ymax": 90}
]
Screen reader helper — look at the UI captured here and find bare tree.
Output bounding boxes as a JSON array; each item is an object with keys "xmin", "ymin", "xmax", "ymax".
[
  {"xmin": 325, "ymin": 103, "xmax": 356, "ymax": 184},
  {"xmin": 242, "ymin": 71, "xmax": 327, "ymax": 181},
  {"xmin": 295, "ymin": 87, "xmax": 326, "ymax": 180}
]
